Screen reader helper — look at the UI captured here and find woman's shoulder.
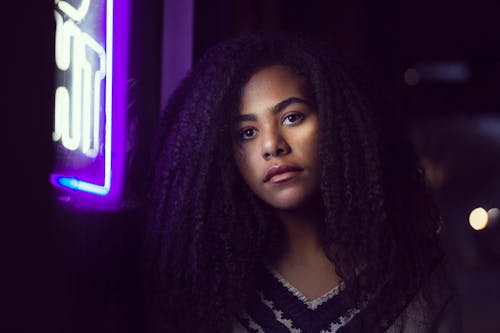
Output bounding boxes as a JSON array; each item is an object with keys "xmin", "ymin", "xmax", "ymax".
[
  {"xmin": 232, "ymin": 318, "xmax": 252, "ymax": 333},
  {"xmin": 385, "ymin": 260, "xmax": 462, "ymax": 333}
]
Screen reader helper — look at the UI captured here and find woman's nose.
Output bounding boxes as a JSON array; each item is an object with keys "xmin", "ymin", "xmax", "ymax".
[{"xmin": 261, "ymin": 129, "xmax": 291, "ymax": 160}]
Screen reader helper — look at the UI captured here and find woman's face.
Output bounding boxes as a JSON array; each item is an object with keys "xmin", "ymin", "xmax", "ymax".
[{"xmin": 232, "ymin": 65, "xmax": 321, "ymax": 210}]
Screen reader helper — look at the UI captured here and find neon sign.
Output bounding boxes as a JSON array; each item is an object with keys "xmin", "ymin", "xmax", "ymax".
[
  {"xmin": 51, "ymin": 0, "xmax": 129, "ymax": 207},
  {"xmin": 53, "ymin": 0, "xmax": 105, "ymax": 158}
]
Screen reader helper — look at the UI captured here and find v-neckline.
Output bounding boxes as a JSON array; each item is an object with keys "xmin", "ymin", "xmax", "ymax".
[
  {"xmin": 238, "ymin": 265, "xmax": 357, "ymax": 333},
  {"xmin": 264, "ymin": 264, "xmax": 343, "ymax": 310}
]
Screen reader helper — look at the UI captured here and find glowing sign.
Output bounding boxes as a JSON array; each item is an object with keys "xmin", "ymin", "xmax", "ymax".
[
  {"xmin": 53, "ymin": 2, "xmax": 105, "ymax": 158},
  {"xmin": 51, "ymin": 0, "xmax": 129, "ymax": 207}
]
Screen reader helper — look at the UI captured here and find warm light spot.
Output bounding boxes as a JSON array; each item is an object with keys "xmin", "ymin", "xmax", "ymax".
[
  {"xmin": 469, "ymin": 207, "xmax": 488, "ymax": 231},
  {"xmin": 404, "ymin": 68, "xmax": 419, "ymax": 86}
]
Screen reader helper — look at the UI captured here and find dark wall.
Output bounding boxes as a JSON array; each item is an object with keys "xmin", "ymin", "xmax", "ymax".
[
  {"xmin": 194, "ymin": 0, "xmax": 500, "ymax": 116},
  {"xmin": 3, "ymin": 1, "xmax": 55, "ymax": 332},
  {"xmin": 194, "ymin": 0, "xmax": 366, "ymax": 63}
]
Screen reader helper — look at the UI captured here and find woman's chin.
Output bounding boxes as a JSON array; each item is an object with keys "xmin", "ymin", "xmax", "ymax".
[{"xmin": 264, "ymin": 192, "xmax": 317, "ymax": 211}]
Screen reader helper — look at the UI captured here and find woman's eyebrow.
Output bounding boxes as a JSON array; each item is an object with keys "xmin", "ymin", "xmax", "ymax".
[
  {"xmin": 271, "ymin": 97, "xmax": 311, "ymax": 114},
  {"xmin": 237, "ymin": 114, "xmax": 257, "ymax": 122},
  {"xmin": 236, "ymin": 97, "xmax": 312, "ymax": 123}
]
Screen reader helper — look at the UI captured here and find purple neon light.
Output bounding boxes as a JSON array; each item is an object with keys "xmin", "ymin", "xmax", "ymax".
[
  {"xmin": 50, "ymin": 0, "xmax": 130, "ymax": 208},
  {"xmin": 107, "ymin": 0, "xmax": 129, "ymax": 204}
]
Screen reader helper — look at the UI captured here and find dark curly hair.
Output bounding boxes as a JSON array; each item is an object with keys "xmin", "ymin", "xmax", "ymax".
[{"xmin": 143, "ymin": 34, "xmax": 444, "ymax": 333}]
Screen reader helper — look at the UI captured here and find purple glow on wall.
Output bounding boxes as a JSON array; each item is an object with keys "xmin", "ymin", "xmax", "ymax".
[
  {"xmin": 51, "ymin": 0, "xmax": 130, "ymax": 209},
  {"xmin": 161, "ymin": 0, "xmax": 194, "ymax": 109},
  {"xmin": 107, "ymin": 0, "xmax": 130, "ymax": 206}
]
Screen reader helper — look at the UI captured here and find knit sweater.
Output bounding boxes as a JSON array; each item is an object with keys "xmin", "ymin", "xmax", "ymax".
[{"xmin": 232, "ymin": 263, "xmax": 461, "ymax": 333}]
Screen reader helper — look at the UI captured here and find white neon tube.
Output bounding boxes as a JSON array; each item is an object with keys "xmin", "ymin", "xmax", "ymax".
[{"xmin": 57, "ymin": 0, "xmax": 91, "ymax": 22}]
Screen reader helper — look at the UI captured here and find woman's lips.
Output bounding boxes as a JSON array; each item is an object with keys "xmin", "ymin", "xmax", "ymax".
[
  {"xmin": 263, "ymin": 165, "xmax": 303, "ymax": 183},
  {"xmin": 268, "ymin": 170, "xmax": 302, "ymax": 183}
]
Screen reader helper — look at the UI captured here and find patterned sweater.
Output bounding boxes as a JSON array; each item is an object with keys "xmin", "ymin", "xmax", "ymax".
[{"xmin": 232, "ymin": 264, "xmax": 461, "ymax": 333}]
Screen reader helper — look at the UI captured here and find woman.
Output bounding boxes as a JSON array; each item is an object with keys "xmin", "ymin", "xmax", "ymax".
[{"xmin": 144, "ymin": 34, "xmax": 460, "ymax": 332}]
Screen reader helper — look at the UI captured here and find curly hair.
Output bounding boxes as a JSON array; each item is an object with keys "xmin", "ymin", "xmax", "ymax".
[{"xmin": 143, "ymin": 34, "xmax": 444, "ymax": 332}]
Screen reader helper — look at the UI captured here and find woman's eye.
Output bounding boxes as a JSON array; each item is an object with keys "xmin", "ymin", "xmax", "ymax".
[
  {"xmin": 283, "ymin": 113, "xmax": 304, "ymax": 125},
  {"xmin": 239, "ymin": 128, "xmax": 257, "ymax": 141}
]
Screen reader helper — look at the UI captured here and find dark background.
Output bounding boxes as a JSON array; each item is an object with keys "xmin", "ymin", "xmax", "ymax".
[{"xmin": 4, "ymin": 1, "xmax": 500, "ymax": 332}]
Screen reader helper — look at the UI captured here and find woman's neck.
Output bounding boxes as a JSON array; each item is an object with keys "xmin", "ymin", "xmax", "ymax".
[
  {"xmin": 269, "ymin": 206, "xmax": 342, "ymax": 301},
  {"xmin": 274, "ymin": 208, "xmax": 324, "ymax": 264}
]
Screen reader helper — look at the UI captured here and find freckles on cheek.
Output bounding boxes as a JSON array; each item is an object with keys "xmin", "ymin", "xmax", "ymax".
[
  {"xmin": 233, "ymin": 147, "xmax": 259, "ymax": 187},
  {"xmin": 233, "ymin": 146, "xmax": 248, "ymax": 171}
]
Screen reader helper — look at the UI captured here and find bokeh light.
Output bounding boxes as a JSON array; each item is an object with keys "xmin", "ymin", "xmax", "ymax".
[
  {"xmin": 404, "ymin": 68, "xmax": 419, "ymax": 86},
  {"xmin": 487, "ymin": 208, "xmax": 499, "ymax": 226},
  {"xmin": 469, "ymin": 207, "xmax": 488, "ymax": 231}
]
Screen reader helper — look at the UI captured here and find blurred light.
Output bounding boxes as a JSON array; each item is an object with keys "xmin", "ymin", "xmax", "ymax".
[
  {"xmin": 488, "ymin": 208, "xmax": 500, "ymax": 226},
  {"xmin": 414, "ymin": 62, "xmax": 470, "ymax": 83},
  {"xmin": 404, "ymin": 68, "xmax": 419, "ymax": 86},
  {"xmin": 469, "ymin": 207, "xmax": 488, "ymax": 231},
  {"xmin": 477, "ymin": 116, "xmax": 500, "ymax": 143},
  {"xmin": 55, "ymin": 176, "xmax": 109, "ymax": 195}
]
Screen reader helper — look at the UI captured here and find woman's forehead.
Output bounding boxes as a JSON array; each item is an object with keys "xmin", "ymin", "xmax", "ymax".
[
  {"xmin": 239, "ymin": 65, "xmax": 308, "ymax": 114},
  {"xmin": 238, "ymin": 65, "xmax": 312, "ymax": 112}
]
